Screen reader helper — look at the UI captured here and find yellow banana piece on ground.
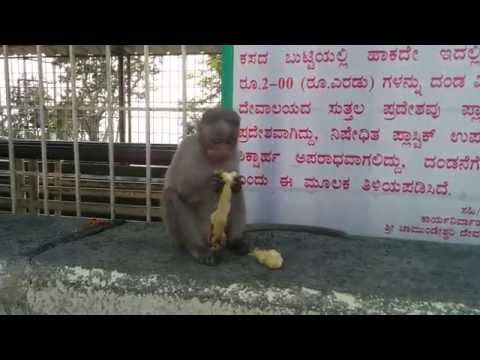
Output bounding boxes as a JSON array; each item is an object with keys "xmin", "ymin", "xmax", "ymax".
[{"xmin": 250, "ymin": 248, "xmax": 283, "ymax": 270}]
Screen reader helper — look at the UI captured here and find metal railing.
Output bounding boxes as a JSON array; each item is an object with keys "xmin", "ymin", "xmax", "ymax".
[{"xmin": 0, "ymin": 45, "xmax": 202, "ymax": 222}]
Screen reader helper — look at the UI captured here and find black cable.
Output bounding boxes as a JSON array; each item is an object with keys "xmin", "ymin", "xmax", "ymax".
[
  {"xmin": 20, "ymin": 219, "xmax": 126, "ymax": 258},
  {"xmin": 245, "ymin": 223, "xmax": 349, "ymax": 239}
]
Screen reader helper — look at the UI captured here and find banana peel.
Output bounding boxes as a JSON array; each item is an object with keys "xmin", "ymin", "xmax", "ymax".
[
  {"xmin": 209, "ymin": 171, "xmax": 237, "ymax": 251},
  {"xmin": 208, "ymin": 171, "xmax": 284, "ymax": 270}
]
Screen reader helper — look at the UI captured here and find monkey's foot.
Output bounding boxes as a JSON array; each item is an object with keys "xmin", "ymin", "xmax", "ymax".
[
  {"xmin": 227, "ymin": 239, "xmax": 250, "ymax": 255},
  {"xmin": 196, "ymin": 252, "xmax": 220, "ymax": 266},
  {"xmin": 185, "ymin": 242, "xmax": 221, "ymax": 266}
]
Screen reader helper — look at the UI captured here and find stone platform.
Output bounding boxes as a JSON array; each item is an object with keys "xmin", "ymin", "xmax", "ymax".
[{"xmin": 1, "ymin": 214, "xmax": 479, "ymax": 314}]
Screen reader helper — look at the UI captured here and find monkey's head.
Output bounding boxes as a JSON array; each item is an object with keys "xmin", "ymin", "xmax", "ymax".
[{"xmin": 198, "ymin": 108, "xmax": 240, "ymax": 165}]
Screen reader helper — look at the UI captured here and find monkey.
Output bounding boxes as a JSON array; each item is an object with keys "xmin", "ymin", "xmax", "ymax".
[{"xmin": 162, "ymin": 108, "xmax": 248, "ymax": 266}]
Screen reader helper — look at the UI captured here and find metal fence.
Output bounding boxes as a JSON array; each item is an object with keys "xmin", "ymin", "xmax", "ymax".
[{"xmin": 0, "ymin": 45, "xmax": 221, "ymax": 221}]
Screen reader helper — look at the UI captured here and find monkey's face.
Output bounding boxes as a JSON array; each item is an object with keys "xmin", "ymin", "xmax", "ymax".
[{"xmin": 199, "ymin": 109, "xmax": 240, "ymax": 165}]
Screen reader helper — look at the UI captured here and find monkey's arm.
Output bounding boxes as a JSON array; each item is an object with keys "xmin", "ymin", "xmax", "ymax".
[
  {"xmin": 226, "ymin": 189, "xmax": 246, "ymax": 240},
  {"xmin": 163, "ymin": 187, "xmax": 218, "ymax": 265},
  {"xmin": 170, "ymin": 141, "xmax": 211, "ymax": 204}
]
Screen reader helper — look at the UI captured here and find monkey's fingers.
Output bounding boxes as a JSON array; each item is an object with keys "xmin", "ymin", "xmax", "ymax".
[
  {"xmin": 211, "ymin": 173, "xmax": 225, "ymax": 194},
  {"xmin": 208, "ymin": 233, "xmax": 227, "ymax": 252},
  {"xmin": 231, "ymin": 175, "xmax": 242, "ymax": 193},
  {"xmin": 219, "ymin": 232, "xmax": 227, "ymax": 248},
  {"xmin": 209, "ymin": 237, "xmax": 223, "ymax": 252}
]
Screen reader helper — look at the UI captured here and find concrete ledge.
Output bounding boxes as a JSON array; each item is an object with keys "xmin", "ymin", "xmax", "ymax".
[{"xmin": 1, "ymin": 214, "xmax": 480, "ymax": 314}]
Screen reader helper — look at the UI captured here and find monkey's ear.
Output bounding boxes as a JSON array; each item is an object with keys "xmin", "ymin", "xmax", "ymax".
[
  {"xmin": 201, "ymin": 108, "xmax": 219, "ymax": 124},
  {"xmin": 193, "ymin": 119, "xmax": 202, "ymax": 130}
]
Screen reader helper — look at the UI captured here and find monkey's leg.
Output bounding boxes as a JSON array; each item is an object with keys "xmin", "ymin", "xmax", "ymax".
[
  {"xmin": 226, "ymin": 191, "xmax": 249, "ymax": 255},
  {"xmin": 163, "ymin": 187, "xmax": 219, "ymax": 266}
]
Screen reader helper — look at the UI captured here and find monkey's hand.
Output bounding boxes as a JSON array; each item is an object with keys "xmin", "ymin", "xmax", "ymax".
[
  {"xmin": 231, "ymin": 174, "xmax": 242, "ymax": 194},
  {"xmin": 211, "ymin": 172, "xmax": 225, "ymax": 194},
  {"xmin": 208, "ymin": 222, "xmax": 227, "ymax": 251}
]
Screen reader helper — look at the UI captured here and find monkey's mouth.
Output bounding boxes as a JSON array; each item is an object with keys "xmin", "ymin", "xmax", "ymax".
[{"xmin": 206, "ymin": 148, "xmax": 231, "ymax": 164}]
